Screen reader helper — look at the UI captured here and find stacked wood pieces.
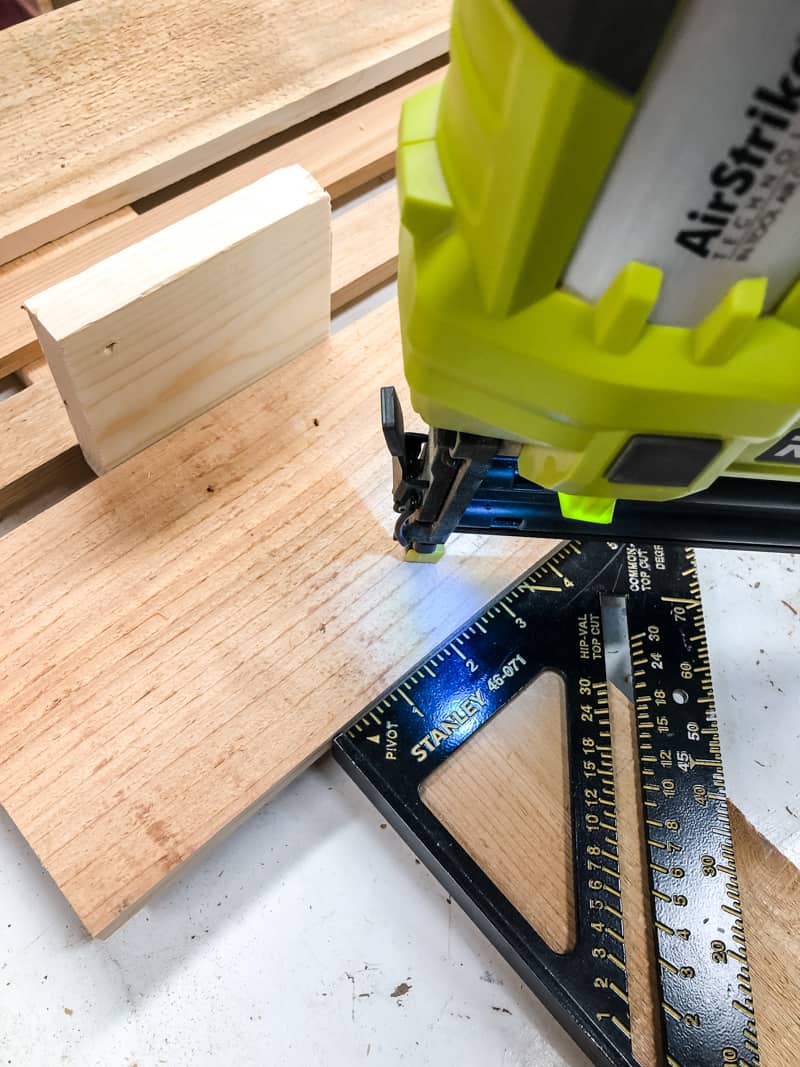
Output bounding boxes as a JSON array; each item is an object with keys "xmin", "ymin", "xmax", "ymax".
[
  {"xmin": 0, "ymin": 0, "xmax": 449, "ymax": 262},
  {"xmin": 0, "ymin": 67, "xmax": 421, "ymax": 517},
  {"xmin": 0, "ymin": 64, "xmax": 437, "ymax": 381}
]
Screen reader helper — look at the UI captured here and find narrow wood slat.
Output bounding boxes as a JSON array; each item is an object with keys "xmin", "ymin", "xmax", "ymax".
[
  {"xmin": 1, "ymin": 183, "xmax": 400, "ymax": 516},
  {"xmin": 731, "ymin": 804, "xmax": 800, "ymax": 1067},
  {"xmin": 331, "ymin": 184, "xmax": 398, "ymax": 308},
  {"xmin": 14, "ymin": 358, "xmax": 49, "ymax": 386},
  {"xmin": 0, "ymin": 381, "xmax": 80, "ymax": 515},
  {"xmin": 0, "ymin": 66, "xmax": 442, "ymax": 380},
  {"xmin": 0, "ymin": 0, "xmax": 448, "ymax": 263}
]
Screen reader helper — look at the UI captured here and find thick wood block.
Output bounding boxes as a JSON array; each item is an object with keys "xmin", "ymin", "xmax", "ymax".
[
  {"xmin": 25, "ymin": 166, "xmax": 331, "ymax": 473},
  {"xmin": 0, "ymin": 0, "xmax": 448, "ymax": 263}
]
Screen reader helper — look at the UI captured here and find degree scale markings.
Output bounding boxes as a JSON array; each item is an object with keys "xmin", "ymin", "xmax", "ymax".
[{"xmin": 335, "ymin": 540, "xmax": 758, "ymax": 1067}]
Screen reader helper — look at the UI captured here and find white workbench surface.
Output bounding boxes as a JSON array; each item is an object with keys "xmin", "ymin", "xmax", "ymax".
[{"xmin": 2, "ymin": 283, "xmax": 799, "ymax": 1066}]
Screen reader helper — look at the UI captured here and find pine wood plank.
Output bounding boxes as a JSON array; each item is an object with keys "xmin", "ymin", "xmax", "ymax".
[
  {"xmin": 1, "ymin": 183, "xmax": 399, "ymax": 516},
  {"xmin": 0, "ymin": 65, "xmax": 443, "ymax": 381},
  {"xmin": 0, "ymin": 299, "xmax": 554, "ymax": 937},
  {"xmin": 421, "ymin": 678, "xmax": 797, "ymax": 1066},
  {"xmin": 0, "ymin": 0, "xmax": 448, "ymax": 264},
  {"xmin": 25, "ymin": 167, "xmax": 331, "ymax": 473}
]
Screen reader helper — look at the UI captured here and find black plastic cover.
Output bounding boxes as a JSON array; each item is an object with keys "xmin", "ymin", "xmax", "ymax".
[{"xmin": 606, "ymin": 434, "xmax": 722, "ymax": 487}]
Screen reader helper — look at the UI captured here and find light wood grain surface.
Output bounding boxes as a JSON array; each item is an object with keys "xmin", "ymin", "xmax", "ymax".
[
  {"xmin": 0, "ymin": 300, "xmax": 552, "ymax": 937},
  {"xmin": 0, "ymin": 65, "xmax": 443, "ymax": 380},
  {"xmin": 0, "ymin": 0, "xmax": 447, "ymax": 263},
  {"xmin": 26, "ymin": 167, "xmax": 331, "ymax": 473}
]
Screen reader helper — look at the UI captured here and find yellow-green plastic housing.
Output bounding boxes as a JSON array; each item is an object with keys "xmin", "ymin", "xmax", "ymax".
[{"xmin": 397, "ymin": 0, "xmax": 800, "ymax": 518}]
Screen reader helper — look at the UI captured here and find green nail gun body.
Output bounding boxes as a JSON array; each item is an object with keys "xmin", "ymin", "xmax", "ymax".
[{"xmin": 384, "ymin": 0, "xmax": 800, "ymax": 556}]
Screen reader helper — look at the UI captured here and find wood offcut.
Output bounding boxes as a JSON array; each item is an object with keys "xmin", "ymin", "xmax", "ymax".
[{"xmin": 26, "ymin": 166, "xmax": 331, "ymax": 473}]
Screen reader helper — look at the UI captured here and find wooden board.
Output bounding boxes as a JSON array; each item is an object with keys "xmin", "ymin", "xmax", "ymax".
[
  {"xmin": 25, "ymin": 167, "xmax": 331, "ymax": 473},
  {"xmin": 1, "ymin": 182, "xmax": 400, "ymax": 516},
  {"xmin": 0, "ymin": 0, "xmax": 448, "ymax": 263},
  {"xmin": 0, "ymin": 65, "xmax": 443, "ymax": 380},
  {"xmin": 0, "ymin": 299, "xmax": 551, "ymax": 937},
  {"xmin": 423, "ymin": 680, "xmax": 798, "ymax": 1067}
]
